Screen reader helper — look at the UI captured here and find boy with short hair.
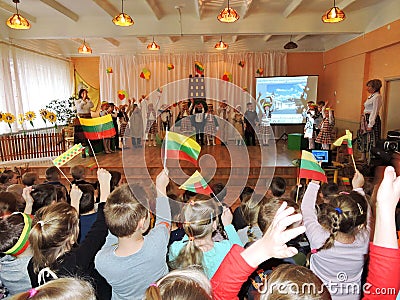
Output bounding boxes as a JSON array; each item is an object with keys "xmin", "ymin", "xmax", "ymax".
[
  {"xmin": 21, "ymin": 172, "xmax": 38, "ymax": 187},
  {"xmin": 95, "ymin": 171, "xmax": 170, "ymax": 300},
  {"xmin": 268, "ymin": 177, "xmax": 287, "ymax": 197}
]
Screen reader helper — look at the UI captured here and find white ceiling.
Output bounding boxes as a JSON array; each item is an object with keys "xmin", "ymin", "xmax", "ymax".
[{"xmin": 0, "ymin": 0, "xmax": 399, "ymax": 58}]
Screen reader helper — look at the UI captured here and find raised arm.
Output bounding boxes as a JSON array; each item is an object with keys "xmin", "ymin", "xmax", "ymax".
[
  {"xmin": 70, "ymin": 184, "xmax": 83, "ymax": 215},
  {"xmin": 221, "ymin": 208, "xmax": 243, "ymax": 247},
  {"xmin": 22, "ymin": 186, "xmax": 34, "ymax": 215}
]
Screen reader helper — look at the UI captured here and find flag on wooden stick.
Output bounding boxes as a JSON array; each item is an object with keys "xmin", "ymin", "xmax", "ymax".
[
  {"xmin": 179, "ymin": 171, "xmax": 213, "ymax": 195},
  {"xmin": 79, "ymin": 115, "xmax": 116, "ymax": 140},
  {"xmin": 333, "ymin": 129, "xmax": 353, "ymax": 154},
  {"xmin": 53, "ymin": 143, "xmax": 84, "ymax": 167},
  {"xmin": 299, "ymin": 150, "xmax": 327, "ymax": 182},
  {"xmin": 163, "ymin": 131, "xmax": 201, "ymax": 166}
]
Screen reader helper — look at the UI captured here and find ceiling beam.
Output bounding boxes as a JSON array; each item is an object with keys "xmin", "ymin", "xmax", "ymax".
[
  {"xmin": 71, "ymin": 38, "xmax": 84, "ymax": 45},
  {"xmin": 338, "ymin": 0, "xmax": 357, "ymax": 9},
  {"xmin": 263, "ymin": 34, "xmax": 272, "ymax": 42},
  {"xmin": 231, "ymin": 35, "xmax": 238, "ymax": 43},
  {"xmin": 92, "ymin": 0, "xmax": 119, "ymax": 18},
  {"xmin": 201, "ymin": 35, "xmax": 212, "ymax": 43},
  {"xmin": 136, "ymin": 37, "xmax": 148, "ymax": 43},
  {"xmin": 293, "ymin": 35, "xmax": 306, "ymax": 42},
  {"xmin": 282, "ymin": 0, "xmax": 304, "ymax": 18},
  {"xmin": 145, "ymin": 0, "xmax": 164, "ymax": 20},
  {"xmin": 194, "ymin": 0, "xmax": 203, "ymax": 20},
  {"xmin": 0, "ymin": 1, "xmax": 37, "ymax": 23},
  {"xmin": 168, "ymin": 36, "xmax": 180, "ymax": 43},
  {"xmin": 39, "ymin": 0, "xmax": 79, "ymax": 22},
  {"xmin": 103, "ymin": 37, "xmax": 120, "ymax": 47},
  {"xmin": 241, "ymin": 0, "xmax": 254, "ymax": 19}
]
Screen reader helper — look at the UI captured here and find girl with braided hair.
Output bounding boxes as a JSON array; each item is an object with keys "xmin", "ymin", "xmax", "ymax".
[
  {"xmin": 168, "ymin": 194, "xmax": 243, "ymax": 278},
  {"xmin": 301, "ymin": 170, "xmax": 371, "ymax": 300}
]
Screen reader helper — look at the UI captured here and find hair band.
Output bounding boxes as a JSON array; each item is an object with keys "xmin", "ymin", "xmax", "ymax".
[
  {"xmin": 339, "ymin": 191, "xmax": 350, "ymax": 195},
  {"xmin": 189, "ymin": 200, "xmax": 195, "ymax": 206},
  {"xmin": 37, "ymin": 221, "xmax": 45, "ymax": 227},
  {"xmin": 311, "ymin": 249, "xmax": 318, "ymax": 254},
  {"xmin": 28, "ymin": 288, "xmax": 38, "ymax": 298},
  {"xmin": 335, "ymin": 207, "xmax": 343, "ymax": 214},
  {"xmin": 149, "ymin": 283, "xmax": 158, "ymax": 288},
  {"xmin": 189, "ymin": 236, "xmax": 195, "ymax": 242},
  {"xmin": 357, "ymin": 203, "xmax": 364, "ymax": 214},
  {"xmin": 3, "ymin": 213, "xmax": 32, "ymax": 256}
]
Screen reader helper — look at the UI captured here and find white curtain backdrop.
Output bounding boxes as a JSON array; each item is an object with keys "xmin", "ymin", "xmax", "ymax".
[
  {"xmin": 99, "ymin": 52, "xmax": 287, "ymax": 104},
  {"xmin": 0, "ymin": 43, "xmax": 73, "ymax": 134}
]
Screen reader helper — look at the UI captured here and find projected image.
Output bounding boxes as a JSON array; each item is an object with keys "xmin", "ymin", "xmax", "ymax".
[{"xmin": 256, "ymin": 76, "xmax": 318, "ymax": 124}]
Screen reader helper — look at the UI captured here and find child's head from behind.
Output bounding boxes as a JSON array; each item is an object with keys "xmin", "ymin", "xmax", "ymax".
[
  {"xmin": 241, "ymin": 193, "xmax": 263, "ymax": 227},
  {"xmin": 78, "ymin": 184, "xmax": 95, "ymax": 214},
  {"xmin": 145, "ymin": 267, "xmax": 212, "ymax": 300},
  {"xmin": 45, "ymin": 166, "xmax": 60, "ymax": 182},
  {"xmin": 70, "ymin": 165, "xmax": 86, "ymax": 181},
  {"xmin": 104, "ymin": 184, "xmax": 149, "ymax": 238},
  {"xmin": 317, "ymin": 191, "xmax": 368, "ymax": 250},
  {"xmin": 320, "ymin": 182, "xmax": 339, "ymax": 203},
  {"xmin": 22, "ymin": 172, "xmax": 38, "ymax": 186},
  {"xmin": 0, "ymin": 212, "xmax": 32, "ymax": 257},
  {"xmin": 29, "ymin": 202, "xmax": 79, "ymax": 272},
  {"xmin": 259, "ymin": 264, "xmax": 331, "ymax": 299},
  {"xmin": 31, "ymin": 184, "xmax": 57, "ymax": 214},
  {"xmin": 269, "ymin": 177, "xmax": 286, "ymax": 197},
  {"xmin": 0, "ymin": 191, "xmax": 18, "ymax": 217},
  {"xmin": 239, "ymin": 186, "xmax": 254, "ymax": 202}
]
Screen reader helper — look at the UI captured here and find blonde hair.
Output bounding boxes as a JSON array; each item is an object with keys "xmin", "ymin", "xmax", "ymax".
[
  {"xmin": 259, "ymin": 264, "xmax": 331, "ymax": 299},
  {"xmin": 29, "ymin": 202, "xmax": 79, "ymax": 273},
  {"xmin": 145, "ymin": 268, "xmax": 212, "ymax": 300},
  {"xmin": 12, "ymin": 277, "xmax": 96, "ymax": 300},
  {"xmin": 316, "ymin": 191, "xmax": 368, "ymax": 251},
  {"xmin": 258, "ymin": 198, "xmax": 299, "ymax": 233},
  {"xmin": 169, "ymin": 195, "xmax": 217, "ymax": 272}
]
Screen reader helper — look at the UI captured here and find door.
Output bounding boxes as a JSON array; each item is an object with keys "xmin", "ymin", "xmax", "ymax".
[{"xmin": 383, "ymin": 78, "xmax": 400, "ymax": 135}]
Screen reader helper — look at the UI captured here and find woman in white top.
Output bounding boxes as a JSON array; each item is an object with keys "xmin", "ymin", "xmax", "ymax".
[
  {"xmin": 358, "ymin": 79, "xmax": 382, "ymax": 161},
  {"xmin": 75, "ymin": 89, "xmax": 94, "ymax": 118}
]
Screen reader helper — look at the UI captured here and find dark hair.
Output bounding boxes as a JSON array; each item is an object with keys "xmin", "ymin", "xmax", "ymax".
[
  {"xmin": 290, "ymin": 183, "xmax": 307, "ymax": 204},
  {"xmin": 366, "ymin": 79, "xmax": 382, "ymax": 93},
  {"xmin": 45, "ymin": 166, "xmax": 60, "ymax": 182},
  {"xmin": 30, "ymin": 184, "xmax": 57, "ymax": 214},
  {"xmin": 270, "ymin": 177, "xmax": 286, "ymax": 197},
  {"xmin": 317, "ymin": 101, "xmax": 326, "ymax": 106},
  {"xmin": 78, "ymin": 88, "xmax": 88, "ymax": 99},
  {"xmin": 0, "ymin": 170, "xmax": 16, "ymax": 184},
  {"xmin": 168, "ymin": 194, "xmax": 183, "ymax": 223},
  {"xmin": 0, "ymin": 213, "xmax": 25, "ymax": 253},
  {"xmin": 78, "ymin": 184, "xmax": 95, "ymax": 214},
  {"xmin": 211, "ymin": 183, "xmax": 227, "ymax": 203},
  {"xmin": 239, "ymin": 186, "xmax": 254, "ymax": 202},
  {"xmin": 320, "ymin": 183, "xmax": 339, "ymax": 199},
  {"xmin": 22, "ymin": 172, "xmax": 38, "ymax": 186},
  {"xmin": 109, "ymin": 171, "xmax": 122, "ymax": 192},
  {"xmin": 70, "ymin": 165, "xmax": 85, "ymax": 180},
  {"xmin": 183, "ymin": 190, "xmax": 197, "ymax": 203},
  {"xmin": 0, "ymin": 192, "xmax": 18, "ymax": 217}
]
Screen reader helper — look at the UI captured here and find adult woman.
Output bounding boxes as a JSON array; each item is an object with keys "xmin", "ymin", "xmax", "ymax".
[
  {"xmin": 358, "ymin": 79, "xmax": 382, "ymax": 161},
  {"xmin": 75, "ymin": 89, "xmax": 94, "ymax": 118}
]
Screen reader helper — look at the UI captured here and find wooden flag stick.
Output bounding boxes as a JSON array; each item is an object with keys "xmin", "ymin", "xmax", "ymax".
[
  {"xmin": 57, "ymin": 166, "xmax": 72, "ymax": 185},
  {"xmin": 350, "ymin": 154, "xmax": 357, "ymax": 171},
  {"xmin": 163, "ymin": 130, "xmax": 168, "ymax": 170},
  {"xmin": 295, "ymin": 177, "xmax": 300, "ymax": 204},
  {"xmin": 87, "ymin": 139, "xmax": 100, "ymax": 168}
]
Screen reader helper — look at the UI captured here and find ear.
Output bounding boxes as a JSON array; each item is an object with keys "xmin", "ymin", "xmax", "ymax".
[{"xmin": 212, "ymin": 219, "xmax": 218, "ymax": 231}]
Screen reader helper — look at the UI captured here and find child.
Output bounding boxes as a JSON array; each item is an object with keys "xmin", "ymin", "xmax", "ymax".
[
  {"xmin": 128, "ymin": 100, "xmax": 144, "ymax": 148},
  {"xmin": 204, "ymin": 104, "xmax": 219, "ymax": 146},
  {"xmin": 145, "ymin": 103, "xmax": 158, "ymax": 147},
  {"xmin": 27, "ymin": 169, "xmax": 111, "ymax": 300},
  {"xmin": 168, "ymin": 194, "xmax": 243, "ymax": 279},
  {"xmin": 232, "ymin": 186, "xmax": 254, "ymax": 230},
  {"xmin": 77, "ymin": 184, "xmax": 97, "ymax": 244},
  {"xmin": 118, "ymin": 102, "xmax": 130, "ymax": 149},
  {"xmin": 21, "ymin": 172, "xmax": 38, "ymax": 187},
  {"xmin": 99, "ymin": 102, "xmax": 113, "ymax": 154},
  {"xmin": 217, "ymin": 100, "xmax": 231, "ymax": 146},
  {"xmin": 259, "ymin": 103, "xmax": 272, "ymax": 146},
  {"xmin": 176, "ymin": 100, "xmax": 193, "ymax": 135},
  {"xmin": 268, "ymin": 177, "xmax": 286, "ymax": 197},
  {"xmin": 158, "ymin": 104, "xmax": 172, "ymax": 139},
  {"xmin": 108, "ymin": 103, "xmax": 121, "ymax": 151},
  {"xmin": 191, "ymin": 100, "xmax": 206, "ymax": 145},
  {"xmin": 70, "ymin": 164, "xmax": 95, "ymax": 187},
  {"xmin": 304, "ymin": 101, "xmax": 317, "ymax": 150},
  {"xmin": 316, "ymin": 108, "xmax": 335, "ymax": 150},
  {"xmin": 244, "ymin": 102, "xmax": 259, "ymax": 146},
  {"xmin": 232, "ymin": 105, "xmax": 244, "ymax": 146},
  {"xmin": 301, "ymin": 170, "xmax": 370, "ymax": 299},
  {"xmin": 94, "ymin": 170, "xmax": 171, "ymax": 300},
  {"xmin": 237, "ymin": 194, "xmax": 263, "ymax": 246}
]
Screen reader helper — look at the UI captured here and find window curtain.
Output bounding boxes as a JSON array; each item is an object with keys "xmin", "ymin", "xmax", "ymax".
[
  {"xmin": 0, "ymin": 43, "xmax": 73, "ymax": 134},
  {"xmin": 99, "ymin": 52, "xmax": 287, "ymax": 103}
]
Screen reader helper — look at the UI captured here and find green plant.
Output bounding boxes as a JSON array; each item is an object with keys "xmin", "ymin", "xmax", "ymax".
[{"xmin": 45, "ymin": 97, "xmax": 77, "ymax": 125}]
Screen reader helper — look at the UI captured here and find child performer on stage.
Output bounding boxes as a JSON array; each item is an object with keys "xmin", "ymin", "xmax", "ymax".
[
  {"xmin": 217, "ymin": 100, "xmax": 231, "ymax": 146},
  {"xmin": 260, "ymin": 103, "xmax": 272, "ymax": 146},
  {"xmin": 204, "ymin": 104, "xmax": 219, "ymax": 146},
  {"xmin": 145, "ymin": 103, "xmax": 158, "ymax": 147},
  {"xmin": 232, "ymin": 105, "xmax": 245, "ymax": 146},
  {"xmin": 244, "ymin": 102, "xmax": 259, "ymax": 146},
  {"xmin": 304, "ymin": 102, "xmax": 317, "ymax": 150},
  {"xmin": 128, "ymin": 98, "xmax": 144, "ymax": 148},
  {"xmin": 99, "ymin": 102, "xmax": 114, "ymax": 154},
  {"xmin": 316, "ymin": 107, "xmax": 335, "ymax": 150},
  {"xmin": 158, "ymin": 104, "xmax": 172, "ymax": 140},
  {"xmin": 118, "ymin": 100, "xmax": 131, "ymax": 149},
  {"xmin": 176, "ymin": 101, "xmax": 193, "ymax": 135}
]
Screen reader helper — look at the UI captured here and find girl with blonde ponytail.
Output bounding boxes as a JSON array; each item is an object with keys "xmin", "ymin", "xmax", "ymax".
[
  {"xmin": 169, "ymin": 194, "xmax": 243, "ymax": 278},
  {"xmin": 301, "ymin": 170, "xmax": 371, "ymax": 300}
]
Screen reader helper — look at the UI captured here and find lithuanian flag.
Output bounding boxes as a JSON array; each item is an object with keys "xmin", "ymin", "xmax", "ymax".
[
  {"xmin": 195, "ymin": 61, "xmax": 204, "ymax": 75},
  {"xmin": 333, "ymin": 129, "xmax": 353, "ymax": 154},
  {"xmin": 164, "ymin": 131, "xmax": 201, "ymax": 166},
  {"xmin": 179, "ymin": 171, "xmax": 213, "ymax": 195},
  {"xmin": 299, "ymin": 150, "xmax": 327, "ymax": 182},
  {"xmin": 53, "ymin": 143, "xmax": 84, "ymax": 167},
  {"xmin": 79, "ymin": 115, "xmax": 116, "ymax": 140}
]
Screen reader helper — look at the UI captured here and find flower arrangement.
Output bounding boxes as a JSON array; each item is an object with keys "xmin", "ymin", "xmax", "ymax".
[
  {"xmin": 39, "ymin": 109, "xmax": 49, "ymax": 124},
  {"xmin": 18, "ymin": 113, "xmax": 25, "ymax": 125},
  {"xmin": 0, "ymin": 112, "xmax": 4, "ymax": 122},
  {"xmin": 3, "ymin": 112, "xmax": 16, "ymax": 132},
  {"xmin": 45, "ymin": 97, "xmax": 76, "ymax": 126},
  {"xmin": 25, "ymin": 111, "xmax": 36, "ymax": 127},
  {"xmin": 46, "ymin": 111, "xmax": 57, "ymax": 128}
]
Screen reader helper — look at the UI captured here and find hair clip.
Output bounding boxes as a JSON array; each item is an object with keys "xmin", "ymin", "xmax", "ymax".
[
  {"xmin": 311, "ymin": 249, "xmax": 318, "ymax": 254},
  {"xmin": 37, "ymin": 221, "xmax": 44, "ymax": 227},
  {"xmin": 28, "ymin": 288, "xmax": 38, "ymax": 298},
  {"xmin": 189, "ymin": 236, "xmax": 195, "ymax": 242},
  {"xmin": 335, "ymin": 207, "xmax": 343, "ymax": 214},
  {"xmin": 149, "ymin": 283, "xmax": 158, "ymax": 288},
  {"xmin": 339, "ymin": 191, "xmax": 350, "ymax": 195},
  {"xmin": 357, "ymin": 203, "xmax": 364, "ymax": 214}
]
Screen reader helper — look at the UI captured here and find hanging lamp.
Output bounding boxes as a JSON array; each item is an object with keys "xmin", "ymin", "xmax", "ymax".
[
  {"xmin": 6, "ymin": 0, "xmax": 30, "ymax": 30},
  {"xmin": 113, "ymin": 0, "xmax": 134, "ymax": 26},
  {"xmin": 214, "ymin": 37, "xmax": 228, "ymax": 50},
  {"xmin": 217, "ymin": 0, "xmax": 240, "ymax": 23},
  {"xmin": 283, "ymin": 36, "xmax": 298, "ymax": 50},
  {"xmin": 147, "ymin": 37, "xmax": 160, "ymax": 50},
  {"xmin": 78, "ymin": 39, "xmax": 92, "ymax": 54},
  {"xmin": 322, "ymin": 0, "xmax": 346, "ymax": 23}
]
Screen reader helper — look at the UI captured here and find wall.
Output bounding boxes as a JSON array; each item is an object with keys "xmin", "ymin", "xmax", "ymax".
[{"xmin": 70, "ymin": 56, "xmax": 100, "ymax": 89}]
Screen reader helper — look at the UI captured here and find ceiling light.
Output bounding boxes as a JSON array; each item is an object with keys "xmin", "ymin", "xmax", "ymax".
[
  {"xmin": 322, "ymin": 0, "xmax": 346, "ymax": 23},
  {"xmin": 217, "ymin": 0, "xmax": 240, "ymax": 23},
  {"xmin": 215, "ymin": 37, "xmax": 228, "ymax": 50},
  {"xmin": 78, "ymin": 39, "xmax": 92, "ymax": 54},
  {"xmin": 147, "ymin": 37, "xmax": 160, "ymax": 50},
  {"xmin": 6, "ymin": 0, "xmax": 30, "ymax": 30},
  {"xmin": 113, "ymin": 0, "xmax": 134, "ymax": 27},
  {"xmin": 284, "ymin": 36, "xmax": 298, "ymax": 50}
]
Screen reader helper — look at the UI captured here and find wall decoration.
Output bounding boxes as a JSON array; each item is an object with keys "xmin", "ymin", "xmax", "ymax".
[
  {"xmin": 117, "ymin": 90, "xmax": 128, "ymax": 100},
  {"xmin": 222, "ymin": 71, "xmax": 232, "ymax": 82},
  {"xmin": 167, "ymin": 63, "xmax": 174, "ymax": 70},
  {"xmin": 256, "ymin": 68, "xmax": 264, "ymax": 76},
  {"xmin": 140, "ymin": 68, "xmax": 151, "ymax": 80},
  {"xmin": 106, "ymin": 67, "xmax": 113, "ymax": 74},
  {"xmin": 194, "ymin": 61, "xmax": 204, "ymax": 75},
  {"xmin": 238, "ymin": 61, "xmax": 245, "ymax": 68}
]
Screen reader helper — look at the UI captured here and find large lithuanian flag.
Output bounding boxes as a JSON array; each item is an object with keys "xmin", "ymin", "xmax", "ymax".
[
  {"xmin": 299, "ymin": 150, "xmax": 327, "ymax": 182},
  {"xmin": 179, "ymin": 171, "xmax": 213, "ymax": 195},
  {"xmin": 79, "ymin": 115, "xmax": 116, "ymax": 140},
  {"xmin": 164, "ymin": 131, "xmax": 201, "ymax": 166}
]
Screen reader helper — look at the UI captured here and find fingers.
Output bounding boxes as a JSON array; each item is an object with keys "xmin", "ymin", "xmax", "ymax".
[{"xmin": 280, "ymin": 226, "xmax": 306, "ymax": 245}]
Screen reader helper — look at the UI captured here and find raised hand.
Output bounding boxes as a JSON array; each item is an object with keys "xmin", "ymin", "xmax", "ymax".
[
  {"xmin": 221, "ymin": 207, "xmax": 233, "ymax": 226},
  {"xmin": 352, "ymin": 169, "xmax": 365, "ymax": 189},
  {"xmin": 22, "ymin": 186, "xmax": 34, "ymax": 214},
  {"xmin": 156, "ymin": 169, "xmax": 169, "ymax": 198}
]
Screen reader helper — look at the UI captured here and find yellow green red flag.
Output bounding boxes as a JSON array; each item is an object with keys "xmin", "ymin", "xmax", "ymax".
[{"xmin": 53, "ymin": 143, "xmax": 84, "ymax": 167}]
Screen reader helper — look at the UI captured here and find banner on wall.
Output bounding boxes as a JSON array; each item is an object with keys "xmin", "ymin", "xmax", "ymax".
[{"xmin": 74, "ymin": 70, "xmax": 100, "ymax": 112}]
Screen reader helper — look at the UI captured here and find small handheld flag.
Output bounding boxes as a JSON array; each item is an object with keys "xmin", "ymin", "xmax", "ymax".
[
  {"xmin": 195, "ymin": 61, "xmax": 204, "ymax": 75},
  {"xmin": 79, "ymin": 115, "xmax": 116, "ymax": 140},
  {"xmin": 53, "ymin": 144, "xmax": 84, "ymax": 167},
  {"xmin": 333, "ymin": 130, "xmax": 353, "ymax": 154},
  {"xmin": 299, "ymin": 150, "xmax": 327, "ymax": 183},
  {"xmin": 179, "ymin": 171, "xmax": 213, "ymax": 195},
  {"xmin": 163, "ymin": 131, "xmax": 201, "ymax": 166}
]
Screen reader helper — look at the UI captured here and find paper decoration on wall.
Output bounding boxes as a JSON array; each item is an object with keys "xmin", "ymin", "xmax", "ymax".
[
  {"xmin": 106, "ymin": 67, "xmax": 113, "ymax": 74},
  {"xmin": 140, "ymin": 68, "xmax": 151, "ymax": 80},
  {"xmin": 238, "ymin": 61, "xmax": 245, "ymax": 68},
  {"xmin": 157, "ymin": 87, "xmax": 163, "ymax": 94},
  {"xmin": 194, "ymin": 61, "xmax": 204, "ymax": 75},
  {"xmin": 256, "ymin": 68, "xmax": 264, "ymax": 76},
  {"xmin": 242, "ymin": 87, "xmax": 248, "ymax": 92},
  {"xmin": 222, "ymin": 72, "xmax": 232, "ymax": 82},
  {"xmin": 117, "ymin": 90, "xmax": 128, "ymax": 100},
  {"xmin": 167, "ymin": 63, "xmax": 174, "ymax": 70}
]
